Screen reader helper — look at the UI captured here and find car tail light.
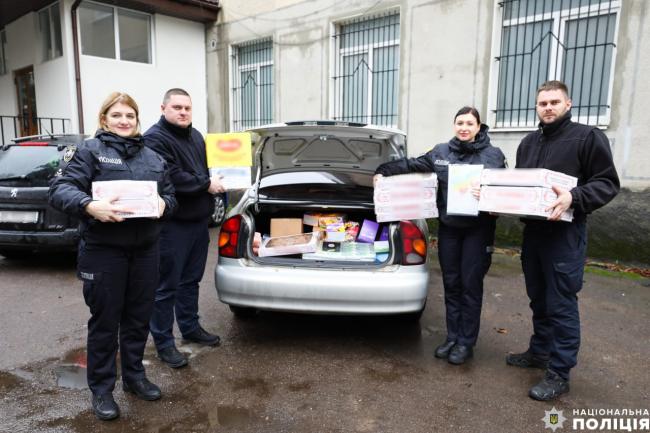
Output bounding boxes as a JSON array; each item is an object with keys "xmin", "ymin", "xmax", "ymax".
[
  {"xmin": 399, "ymin": 221, "xmax": 427, "ymax": 265},
  {"xmin": 19, "ymin": 141, "xmax": 49, "ymax": 146},
  {"xmin": 219, "ymin": 215, "xmax": 242, "ymax": 258}
]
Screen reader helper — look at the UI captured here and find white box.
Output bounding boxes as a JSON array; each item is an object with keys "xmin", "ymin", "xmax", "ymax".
[
  {"xmin": 447, "ymin": 164, "xmax": 483, "ymax": 216},
  {"xmin": 374, "ymin": 173, "xmax": 438, "ymax": 222},
  {"xmin": 478, "ymin": 185, "xmax": 573, "ymax": 222},
  {"xmin": 481, "ymin": 168, "xmax": 577, "ymax": 190},
  {"xmin": 258, "ymin": 232, "xmax": 320, "ymax": 257},
  {"xmin": 92, "ymin": 180, "xmax": 159, "ymax": 218},
  {"xmin": 209, "ymin": 167, "xmax": 251, "ymax": 190}
]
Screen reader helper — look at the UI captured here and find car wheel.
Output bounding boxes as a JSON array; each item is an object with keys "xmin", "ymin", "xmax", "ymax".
[
  {"xmin": 210, "ymin": 194, "xmax": 226, "ymax": 227},
  {"xmin": 229, "ymin": 305, "xmax": 257, "ymax": 319}
]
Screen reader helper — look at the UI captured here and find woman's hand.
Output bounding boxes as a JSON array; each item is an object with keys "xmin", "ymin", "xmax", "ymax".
[
  {"xmin": 157, "ymin": 196, "xmax": 166, "ymax": 218},
  {"xmin": 85, "ymin": 196, "xmax": 132, "ymax": 222},
  {"xmin": 470, "ymin": 181, "xmax": 481, "ymax": 200},
  {"xmin": 373, "ymin": 174, "xmax": 383, "ymax": 187}
]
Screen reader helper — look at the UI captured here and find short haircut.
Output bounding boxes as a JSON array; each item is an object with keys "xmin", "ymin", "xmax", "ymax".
[
  {"xmin": 162, "ymin": 88, "xmax": 191, "ymax": 105},
  {"xmin": 97, "ymin": 91, "xmax": 140, "ymax": 136},
  {"xmin": 536, "ymin": 80, "xmax": 570, "ymax": 98},
  {"xmin": 454, "ymin": 106, "xmax": 481, "ymax": 124}
]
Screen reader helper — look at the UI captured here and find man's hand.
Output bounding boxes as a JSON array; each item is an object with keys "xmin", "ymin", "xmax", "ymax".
[
  {"xmin": 85, "ymin": 196, "xmax": 131, "ymax": 222},
  {"xmin": 208, "ymin": 176, "xmax": 226, "ymax": 194},
  {"xmin": 546, "ymin": 185, "xmax": 573, "ymax": 221},
  {"xmin": 470, "ymin": 180, "xmax": 481, "ymax": 200},
  {"xmin": 373, "ymin": 174, "xmax": 383, "ymax": 187}
]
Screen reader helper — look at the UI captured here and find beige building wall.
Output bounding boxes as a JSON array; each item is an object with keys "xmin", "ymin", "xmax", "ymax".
[{"xmin": 207, "ymin": 0, "xmax": 650, "ymax": 191}]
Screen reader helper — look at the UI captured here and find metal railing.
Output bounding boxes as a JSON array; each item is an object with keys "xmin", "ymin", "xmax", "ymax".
[{"xmin": 1, "ymin": 115, "xmax": 72, "ymax": 146}]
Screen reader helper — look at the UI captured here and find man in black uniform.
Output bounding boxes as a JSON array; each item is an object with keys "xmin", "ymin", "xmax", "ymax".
[
  {"xmin": 507, "ymin": 80, "xmax": 620, "ymax": 401},
  {"xmin": 145, "ymin": 88, "xmax": 225, "ymax": 368}
]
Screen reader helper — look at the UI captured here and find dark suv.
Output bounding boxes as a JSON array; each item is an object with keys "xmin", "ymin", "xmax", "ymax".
[{"xmin": 0, "ymin": 134, "xmax": 86, "ymax": 258}]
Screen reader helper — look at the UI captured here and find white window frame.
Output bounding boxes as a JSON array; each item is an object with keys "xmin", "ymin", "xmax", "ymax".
[
  {"xmin": 78, "ymin": 1, "xmax": 153, "ymax": 65},
  {"xmin": 229, "ymin": 39, "xmax": 274, "ymax": 132},
  {"xmin": 38, "ymin": 2, "xmax": 63, "ymax": 62},
  {"xmin": 330, "ymin": 11, "xmax": 400, "ymax": 128},
  {"xmin": 487, "ymin": 0, "xmax": 621, "ymax": 130}
]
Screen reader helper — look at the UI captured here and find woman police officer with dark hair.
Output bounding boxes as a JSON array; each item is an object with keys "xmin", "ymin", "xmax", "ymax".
[
  {"xmin": 375, "ymin": 106, "xmax": 506, "ymax": 365},
  {"xmin": 49, "ymin": 92, "xmax": 176, "ymax": 421}
]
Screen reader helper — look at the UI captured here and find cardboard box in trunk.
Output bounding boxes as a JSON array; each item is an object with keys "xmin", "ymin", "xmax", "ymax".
[
  {"xmin": 478, "ymin": 185, "xmax": 573, "ymax": 222},
  {"xmin": 258, "ymin": 232, "xmax": 320, "ymax": 257},
  {"xmin": 270, "ymin": 218, "xmax": 304, "ymax": 237}
]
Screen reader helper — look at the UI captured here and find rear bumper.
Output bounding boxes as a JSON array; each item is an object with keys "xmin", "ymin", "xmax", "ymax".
[
  {"xmin": 215, "ymin": 257, "xmax": 429, "ymax": 314},
  {"xmin": 0, "ymin": 228, "xmax": 79, "ymax": 251}
]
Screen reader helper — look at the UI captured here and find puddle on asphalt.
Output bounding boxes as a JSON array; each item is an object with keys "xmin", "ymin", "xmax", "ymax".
[
  {"xmin": 54, "ymin": 365, "xmax": 87, "ymax": 390},
  {"xmin": 55, "ymin": 347, "xmax": 88, "ymax": 390}
]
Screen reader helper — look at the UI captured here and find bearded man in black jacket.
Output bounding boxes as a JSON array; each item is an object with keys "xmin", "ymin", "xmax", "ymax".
[
  {"xmin": 144, "ymin": 88, "xmax": 225, "ymax": 368},
  {"xmin": 506, "ymin": 80, "xmax": 620, "ymax": 401}
]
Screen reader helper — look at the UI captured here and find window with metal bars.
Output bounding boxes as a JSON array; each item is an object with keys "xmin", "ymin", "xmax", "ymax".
[
  {"xmin": 230, "ymin": 39, "xmax": 274, "ymax": 131},
  {"xmin": 332, "ymin": 11, "xmax": 400, "ymax": 127},
  {"xmin": 492, "ymin": 0, "xmax": 619, "ymax": 128}
]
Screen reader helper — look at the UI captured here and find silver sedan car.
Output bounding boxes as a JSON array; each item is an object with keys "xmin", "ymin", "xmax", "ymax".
[{"xmin": 214, "ymin": 121, "xmax": 430, "ymax": 320}]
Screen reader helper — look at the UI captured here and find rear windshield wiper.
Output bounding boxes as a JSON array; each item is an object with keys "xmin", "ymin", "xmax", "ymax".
[{"xmin": 0, "ymin": 175, "xmax": 28, "ymax": 181}]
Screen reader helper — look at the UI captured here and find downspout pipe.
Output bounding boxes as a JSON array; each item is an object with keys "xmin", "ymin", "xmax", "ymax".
[{"xmin": 71, "ymin": 0, "xmax": 84, "ymax": 133}]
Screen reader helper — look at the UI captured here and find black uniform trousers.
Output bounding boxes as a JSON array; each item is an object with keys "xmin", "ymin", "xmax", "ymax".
[
  {"xmin": 77, "ymin": 241, "xmax": 159, "ymax": 395},
  {"xmin": 437, "ymin": 220, "xmax": 495, "ymax": 347},
  {"xmin": 521, "ymin": 220, "xmax": 587, "ymax": 380},
  {"xmin": 150, "ymin": 219, "xmax": 209, "ymax": 350}
]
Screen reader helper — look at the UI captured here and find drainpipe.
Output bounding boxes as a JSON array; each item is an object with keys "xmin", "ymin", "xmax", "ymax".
[{"xmin": 71, "ymin": 0, "xmax": 84, "ymax": 133}]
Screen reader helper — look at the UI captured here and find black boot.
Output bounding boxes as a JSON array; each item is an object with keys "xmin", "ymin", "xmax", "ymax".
[
  {"xmin": 448, "ymin": 344, "xmax": 473, "ymax": 365},
  {"xmin": 158, "ymin": 346, "xmax": 188, "ymax": 368},
  {"xmin": 123, "ymin": 378, "xmax": 162, "ymax": 401},
  {"xmin": 506, "ymin": 350, "xmax": 549, "ymax": 370},
  {"xmin": 91, "ymin": 393, "xmax": 119, "ymax": 421},
  {"xmin": 183, "ymin": 325, "xmax": 221, "ymax": 346},
  {"xmin": 434, "ymin": 340, "xmax": 456, "ymax": 359},
  {"xmin": 529, "ymin": 370, "xmax": 570, "ymax": 401}
]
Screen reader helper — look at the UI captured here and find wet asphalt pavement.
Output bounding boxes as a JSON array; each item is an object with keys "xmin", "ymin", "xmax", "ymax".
[{"xmin": 1, "ymin": 228, "xmax": 649, "ymax": 433}]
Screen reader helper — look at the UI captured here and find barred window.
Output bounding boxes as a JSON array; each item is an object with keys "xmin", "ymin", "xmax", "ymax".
[
  {"xmin": 492, "ymin": 0, "xmax": 620, "ymax": 128},
  {"xmin": 230, "ymin": 39, "xmax": 274, "ymax": 131},
  {"xmin": 332, "ymin": 11, "xmax": 400, "ymax": 127}
]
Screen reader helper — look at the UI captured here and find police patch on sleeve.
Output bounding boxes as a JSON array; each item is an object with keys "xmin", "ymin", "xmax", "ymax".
[{"xmin": 63, "ymin": 145, "xmax": 77, "ymax": 163}]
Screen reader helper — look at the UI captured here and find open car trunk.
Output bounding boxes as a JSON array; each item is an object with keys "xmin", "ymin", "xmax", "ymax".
[{"xmin": 245, "ymin": 203, "xmax": 397, "ymax": 268}]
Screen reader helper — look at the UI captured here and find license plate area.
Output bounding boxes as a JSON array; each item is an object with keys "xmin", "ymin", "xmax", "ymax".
[{"xmin": 0, "ymin": 210, "xmax": 39, "ymax": 223}]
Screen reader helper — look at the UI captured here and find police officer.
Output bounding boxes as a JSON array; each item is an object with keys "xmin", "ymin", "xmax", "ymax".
[
  {"xmin": 507, "ymin": 80, "xmax": 619, "ymax": 401},
  {"xmin": 144, "ymin": 88, "xmax": 224, "ymax": 369},
  {"xmin": 49, "ymin": 92, "xmax": 176, "ymax": 421},
  {"xmin": 375, "ymin": 107, "xmax": 506, "ymax": 365}
]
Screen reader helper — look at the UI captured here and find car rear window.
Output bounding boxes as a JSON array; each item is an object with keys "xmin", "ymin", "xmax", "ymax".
[{"xmin": 0, "ymin": 146, "xmax": 62, "ymax": 187}]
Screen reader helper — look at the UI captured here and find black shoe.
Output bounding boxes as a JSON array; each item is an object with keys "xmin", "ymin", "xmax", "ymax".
[
  {"xmin": 448, "ymin": 344, "xmax": 473, "ymax": 365},
  {"xmin": 91, "ymin": 393, "xmax": 119, "ymax": 421},
  {"xmin": 434, "ymin": 340, "xmax": 456, "ymax": 359},
  {"xmin": 158, "ymin": 346, "xmax": 188, "ymax": 368},
  {"xmin": 183, "ymin": 326, "xmax": 221, "ymax": 346},
  {"xmin": 123, "ymin": 378, "xmax": 161, "ymax": 401},
  {"xmin": 529, "ymin": 370, "xmax": 570, "ymax": 401},
  {"xmin": 506, "ymin": 350, "xmax": 549, "ymax": 369}
]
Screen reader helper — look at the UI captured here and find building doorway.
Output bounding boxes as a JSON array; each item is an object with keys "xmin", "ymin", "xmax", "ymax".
[{"xmin": 14, "ymin": 66, "xmax": 38, "ymax": 137}]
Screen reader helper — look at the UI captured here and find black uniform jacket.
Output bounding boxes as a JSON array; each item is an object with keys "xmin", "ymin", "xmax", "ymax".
[
  {"xmin": 516, "ymin": 112, "xmax": 620, "ymax": 223},
  {"xmin": 49, "ymin": 130, "xmax": 177, "ymax": 248},
  {"xmin": 143, "ymin": 116, "xmax": 214, "ymax": 222},
  {"xmin": 375, "ymin": 124, "xmax": 506, "ymax": 228}
]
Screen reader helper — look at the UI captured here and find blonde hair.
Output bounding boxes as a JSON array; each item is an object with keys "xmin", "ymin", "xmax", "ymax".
[{"xmin": 96, "ymin": 92, "xmax": 141, "ymax": 136}]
